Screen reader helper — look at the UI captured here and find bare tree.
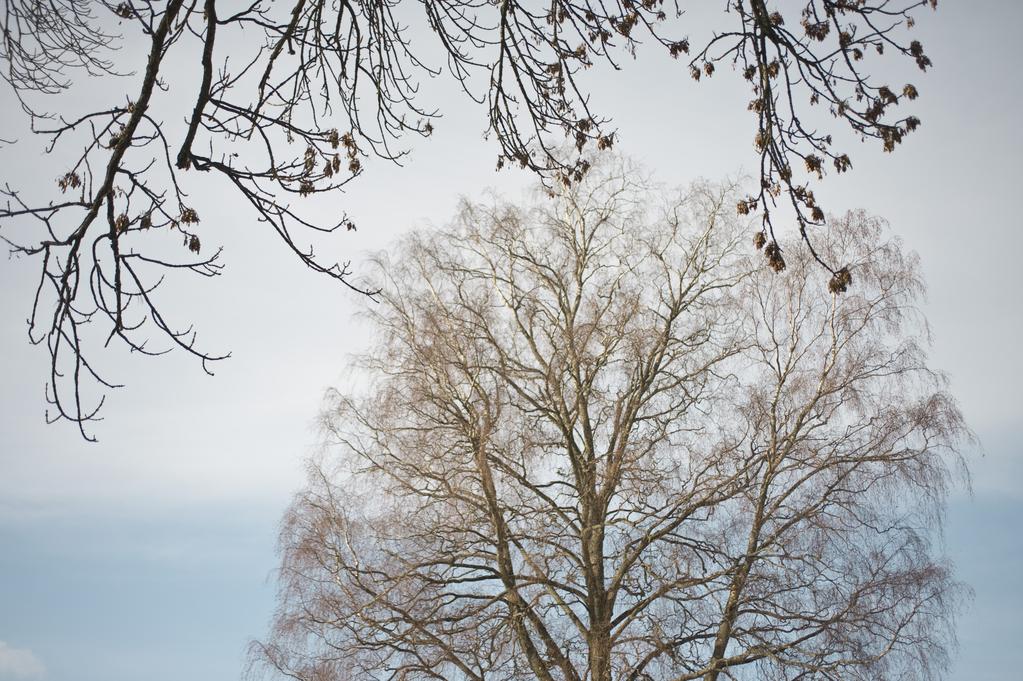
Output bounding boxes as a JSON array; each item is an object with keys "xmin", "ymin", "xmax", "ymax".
[
  {"xmin": 251, "ymin": 162, "xmax": 968, "ymax": 681},
  {"xmin": 0, "ymin": 1, "xmax": 939, "ymax": 435}
]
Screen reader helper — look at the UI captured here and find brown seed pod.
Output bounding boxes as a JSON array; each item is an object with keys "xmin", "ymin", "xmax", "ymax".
[{"xmin": 828, "ymin": 267, "xmax": 853, "ymax": 294}]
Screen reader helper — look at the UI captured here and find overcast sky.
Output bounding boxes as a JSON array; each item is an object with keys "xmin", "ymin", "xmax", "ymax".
[{"xmin": 1, "ymin": 2, "xmax": 1020, "ymax": 680}]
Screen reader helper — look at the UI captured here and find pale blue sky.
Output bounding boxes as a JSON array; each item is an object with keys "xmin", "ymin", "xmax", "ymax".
[{"xmin": 1, "ymin": 2, "xmax": 1021, "ymax": 679}]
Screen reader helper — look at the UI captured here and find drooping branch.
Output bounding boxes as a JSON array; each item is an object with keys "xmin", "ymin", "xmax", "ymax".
[{"xmin": 0, "ymin": 0, "xmax": 940, "ymax": 438}]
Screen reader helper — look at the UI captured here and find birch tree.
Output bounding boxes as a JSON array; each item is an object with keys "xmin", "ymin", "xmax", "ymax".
[{"xmin": 252, "ymin": 163, "xmax": 967, "ymax": 681}]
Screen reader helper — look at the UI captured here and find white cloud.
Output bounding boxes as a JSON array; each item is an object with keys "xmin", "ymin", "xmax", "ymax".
[{"xmin": 0, "ymin": 642, "xmax": 45, "ymax": 680}]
